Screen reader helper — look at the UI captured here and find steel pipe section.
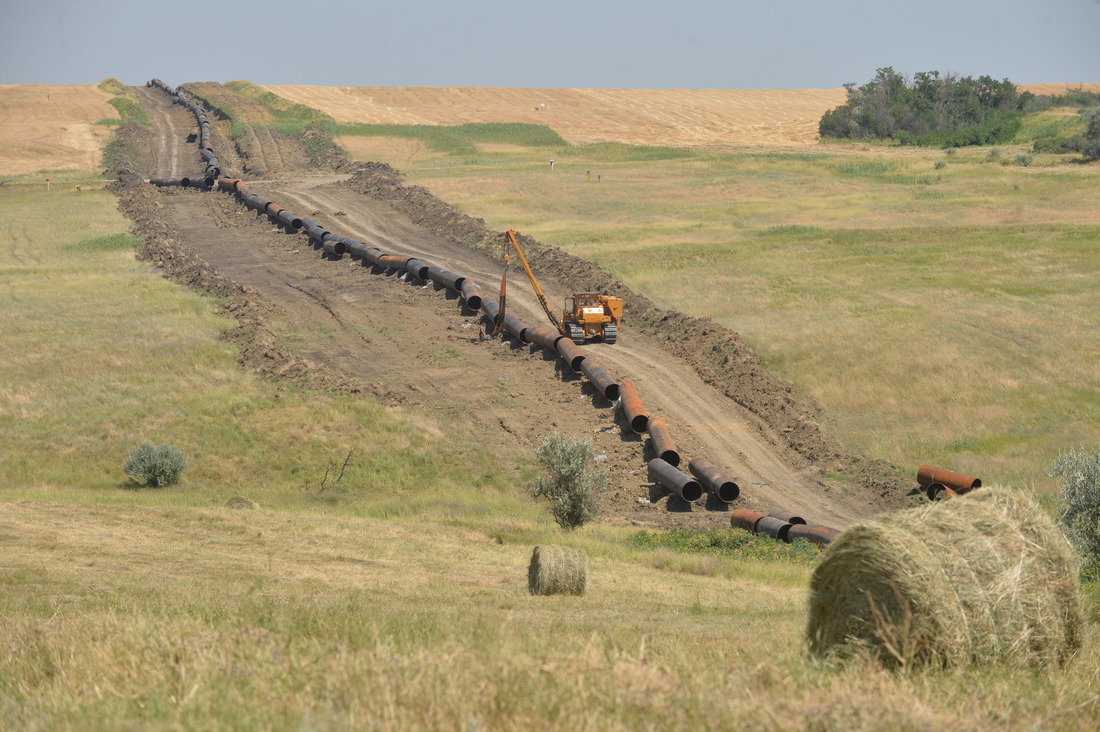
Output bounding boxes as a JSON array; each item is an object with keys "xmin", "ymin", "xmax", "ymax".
[
  {"xmin": 322, "ymin": 236, "xmax": 347, "ymax": 258},
  {"xmin": 377, "ymin": 254, "xmax": 409, "ymax": 269},
  {"xmin": 647, "ymin": 417, "xmax": 680, "ymax": 467},
  {"xmin": 916, "ymin": 464, "xmax": 981, "ymax": 495},
  {"xmin": 619, "ymin": 381, "xmax": 649, "ymax": 434},
  {"xmin": 731, "ymin": 508, "xmax": 765, "ymax": 532},
  {"xmin": 787, "ymin": 525, "xmax": 842, "ymax": 546},
  {"xmin": 555, "ymin": 337, "xmax": 586, "ymax": 372},
  {"xmin": 525, "ymin": 326, "xmax": 563, "ymax": 350},
  {"xmin": 427, "ymin": 265, "xmax": 466, "ymax": 293},
  {"xmin": 647, "ymin": 458, "xmax": 703, "ymax": 502},
  {"xmin": 502, "ymin": 313, "xmax": 529, "ymax": 342},
  {"xmin": 925, "ymin": 483, "xmax": 957, "ymax": 501},
  {"xmin": 578, "ymin": 359, "xmax": 619, "ymax": 401},
  {"xmin": 768, "ymin": 509, "xmax": 806, "ymax": 525},
  {"xmin": 180, "ymin": 175, "xmax": 214, "ymax": 188},
  {"xmin": 459, "ymin": 279, "xmax": 483, "ymax": 310},
  {"xmin": 217, "ymin": 178, "xmax": 241, "ymax": 193},
  {"xmin": 754, "ymin": 516, "xmax": 793, "ymax": 543},
  {"xmin": 687, "ymin": 457, "xmax": 739, "ymax": 503},
  {"xmin": 405, "ymin": 258, "xmax": 430, "ymax": 280},
  {"xmin": 276, "ymin": 210, "xmax": 303, "ymax": 230},
  {"xmin": 149, "ymin": 178, "xmax": 182, "ymax": 187}
]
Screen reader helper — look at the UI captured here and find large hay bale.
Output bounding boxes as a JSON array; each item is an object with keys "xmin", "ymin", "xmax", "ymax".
[
  {"xmin": 528, "ymin": 545, "xmax": 587, "ymax": 596},
  {"xmin": 807, "ymin": 489, "xmax": 1082, "ymax": 669},
  {"xmin": 224, "ymin": 496, "xmax": 259, "ymax": 510}
]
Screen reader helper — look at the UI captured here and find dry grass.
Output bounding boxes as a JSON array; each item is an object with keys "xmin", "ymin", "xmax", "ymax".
[{"xmin": 0, "ymin": 84, "xmax": 117, "ymax": 175}]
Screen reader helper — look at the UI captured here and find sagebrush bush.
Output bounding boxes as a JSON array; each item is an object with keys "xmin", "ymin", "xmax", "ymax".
[
  {"xmin": 1051, "ymin": 445, "xmax": 1100, "ymax": 572},
  {"xmin": 124, "ymin": 441, "xmax": 187, "ymax": 487},
  {"xmin": 530, "ymin": 431, "xmax": 606, "ymax": 530}
]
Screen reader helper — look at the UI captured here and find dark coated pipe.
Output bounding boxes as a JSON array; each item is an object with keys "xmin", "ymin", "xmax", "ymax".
[
  {"xmin": 322, "ymin": 237, "xmax": 347, "ymax": 258},
  {"xmin": 687, "ymin": 457, "xmax": 739, "ymax": 503},
  {"xmin": 768, "ymin": 509, "xmax": 806, "ymax": 525},
  {"xmin": 525, "ymin": 326, "xmax": 563, "ymax": 350},
  {"xmin": 305, "ymin": 225, "xmax": 330, "ymax": 246},
  {"xmin": 754, "ymin": 516, "xmax": 793, "ymax": 542},
  {"xmin": 217, "ymin": 178, "xmax": 240, "ymax": 192},
  {"xmin": 405, "ymin": 258, "xmax": 430, "ymax": 280},
  {"xmin": 578, "ymin": 359, "xmax": 620, "ymax": 401},
  {"xmin": 555, "ymin": 336, "xmax": 586, "ymax": 372},
  {"xmin": 276, "ymin": 210, "xmax": 303, "ymax": 230},
  {"xmin": 180, "ymin": 175, "xmax": 214, "ymax": 188},
  {"xmin": 149, "ymin": 178, "xmax": 182, "ymax": 187},
  {"xmin": 619, "ymin": 381, "xmax": 648, "ymax": 434},
  {"xmin": 200, "ymin": 148, "xmax": 215, "ymax": 163},
  {"xmin": 647, "ymin": 417, "xmax": 680, "ymax": 467},
  {"xmin": 502, "ymin": 314, "xmax": 529, "ymax": 342},
  {"xmin": 787, "ymin": 525, "xmax": 841, "ymax": 546},
  {"xmin": 364, "ymin": 248, "xmax": 388, "ymax": 267},
  {"xmin": 459, "ymin": 279, "xmax": 483, "ymax": 310},
  {"xmin": 482, "ymin": 297, "xmax": 500, "ymax": 323},
  {"xmin": 730, "ymin": 508, "xmax": 765, "ymax": 532},
  {"xmin": 427, "ymin": 265, "xmax": 466, "ymax": 292},
  {"xmin": 647, "ymin": 458, "xmax": 703, "ymax": 502},
  {"xmin": 916, "ymin": 465, "xmax": 981, "ymax": 495},
  {"xmin": 344, "ymin": 240, "xmax": 369, "ymax": 259},
  {"xmin": 244, "ymin": 195, "xmax": 271, "ymax": 212}
]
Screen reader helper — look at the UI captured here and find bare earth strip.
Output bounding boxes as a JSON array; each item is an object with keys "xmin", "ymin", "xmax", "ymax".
[
  {"xmin": 265, "ymin": 86, "xmax": 850, "ymax": 147},
  {"xmin": 0, "ymin": 84, "xmax": 116, "ymax": 176}
]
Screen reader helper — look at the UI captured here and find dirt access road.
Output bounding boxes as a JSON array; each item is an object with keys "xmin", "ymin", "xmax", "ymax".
[{"xmin": 132, "ymin": 85, "xmax": 900, "ymax": 530}]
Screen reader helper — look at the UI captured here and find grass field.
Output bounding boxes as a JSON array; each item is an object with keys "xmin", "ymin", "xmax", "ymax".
[{"xmin": 338, "ymin": 134, "xmax": 1100, "ymax": 495}]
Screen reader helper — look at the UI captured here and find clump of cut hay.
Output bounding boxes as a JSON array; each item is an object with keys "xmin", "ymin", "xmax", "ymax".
[
  {"xmin": 807, "ymin": 489, "xmax": 1082, "ymax": 669},
  {"xmin": 224, "ymin": 496, "xmax": 259, "ymax": 510},
  {"xmin": 528, "ymin": 545, "xmax": 587, "ymax": 596}
]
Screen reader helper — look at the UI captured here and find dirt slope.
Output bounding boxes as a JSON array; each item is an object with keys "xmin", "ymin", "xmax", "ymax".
[{"xmin": 0, "ymin": 84, "xmax": 116, "ymax": 175}]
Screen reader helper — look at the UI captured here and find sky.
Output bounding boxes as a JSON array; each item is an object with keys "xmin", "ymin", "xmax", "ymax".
[{"xmin": 1, "ymin": 0, "xmax": 1097, "ymax": 90}]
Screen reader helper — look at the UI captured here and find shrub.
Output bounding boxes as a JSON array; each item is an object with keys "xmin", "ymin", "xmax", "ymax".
[
  {"xmin": 1051, "ymin": 445, "xmax": 1100, "ymax": 573},
  {"xmin": 530, "ymin": 431, "xmax": 606, "ymax": 530},
  {"xmin": 934, "ymin": 160, "xmax": 948, "ymax": 170},
  {"xmin": 124, "ymin": 441, "xmax": 187, "ymax": 487},
  {"xmin": 1014, "ymin": 153, "xmax": 1033, "ymax": 167}
]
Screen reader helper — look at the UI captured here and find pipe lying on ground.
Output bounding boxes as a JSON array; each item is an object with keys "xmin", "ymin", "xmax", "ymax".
[
  {"xmin": 925, "ymin": 483, "xmax": 957, "ymax": 501},
  {"xmin": 405, "ymin": 258, "xmax": 430, "ymax": 280},
  {"xmin": 180, "ymin": 175, "xmax": 214, "ymax": 188},
  {"xmin": 731, "ymin": 508, "xmax": 765, "ymax": 532},
  {"xmin": 578, "ymin": 358, "xmax": 620, "ymax": 401},
  {"xmin": 459, "ymin": 279, "xmax": 483, "ymax": 310},
  {"xmin": 482, "ymin": 298, "xmax": 500, "ymax": 325},
  {"xmin": 917, "ymin": 464, "xmax": 981, "ymax": 495},
  {"xmin": 427, "ymin": 266, "xmax": 466, "ymax": 292},
  {"xmin": 687, "ymin": 457, "xmax": 739, "ymax": 503},
  {"xmin": 525, "ymin": 326, "xmax": 563, "ymax": 350},
  {"xmin": 555, "ymin": 337, "xmax": 586, "ymax": 372},
  {"xmin": 619, "ymin": 381, "xmax": 649, "ymax": 434},
  {"xmin": 305, "ymin": 224, "xmax": 330, "ymax": 246},
  {"xmin": 217, "ymin": 178, "xmax": 240, "ymax": 193},
  {"xmin": 345, "ymin": 240, "xmax": 371, "ymax": 259},
  {"xmin": 265, "ymin": 202, "xmax": 284, "ymax": 218},
  {"xmin": 149, "ymin": 178, "xmax": 182, "ymax": 187},
  {"xmin": 647, "ymin": 417, "xmax": 680, "ymax": 467},
  {"xmin": 377, "ymin": 254, "xmax": 409, "ymax": 269},
  {"xmin": 754, "ymin": 516, "xmax": 794, "ymax": 542},
  {"xmin": 768, "ymin": 509, "xmax": 806, "ymax": 525},
  {"xmin": 787, "ymin": 525, "xmax": 841, "ymax": 546},
  {"xmin": 276, "ymin": 209, "xmax": 303, "ymax": 230},
  {"xmin": 322, "ymin": 236, "xmax": 347, "ymax": 258},
  {"xmin": 647, "ymin": 458, "xmax": 703, "ymax": 502},
  {"xmin": 503, "ymin": 313, "xmax": 529, "ymax": 342}
]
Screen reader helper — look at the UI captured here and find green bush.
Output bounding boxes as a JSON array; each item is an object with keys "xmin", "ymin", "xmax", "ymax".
[
  {"xmin": 1050, "ymin": 445, "xmax": 1100, "ymax": 574},
  {"xmin": 530, "ymin": 431, "xmax": 606, "ymax": 530},
  {"xmin": 124, "ymin": 441, "xmax": 187, "ymax": 487}
]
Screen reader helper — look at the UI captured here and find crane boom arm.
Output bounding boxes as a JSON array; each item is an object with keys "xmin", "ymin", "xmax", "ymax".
[{"xmin": 506, "ymin": 229, "xmax": 564, "ymax": 333}]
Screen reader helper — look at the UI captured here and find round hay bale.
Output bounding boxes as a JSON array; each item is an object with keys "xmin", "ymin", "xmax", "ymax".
[
  {"xmin": 528, "ymin": 545, "xmax": 587, "ymax": 596},
  {"xmin": 807, "ymin": 489, "xmax": 1082, "ymax": 669},
  {"xmin": 224, "ymin": 496, "xmax": 259, "ymax": 510}
]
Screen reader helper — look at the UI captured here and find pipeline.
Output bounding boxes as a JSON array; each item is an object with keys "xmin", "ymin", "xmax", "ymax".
[
  {"xmin": 916, "ymin": 464, "xmax": 981, "ymax": 495},
  {"xmin": 180, "ymin": 174, "xmax": 214, "ymax": 188},
  {"xmin": 646, "ymin": 417, "xmax": 680, "ymax": 467},
  {"xmin": 578, "ymin": 358, "xmax": 620, "ymax": 401},
  {"xmin": 427, "ymin": 265, "xmax": 466, "ymax": 293},
  {"xmin": 688, "ymin": 456, "xmax": 739, "ymax": 502},
  {"xmin": 731, "ymin": 508, "xmax": 766, "ymax": 532},
  {"xmin": 276, "ymin": 209, "xmax": 304, "ymax": 230},
  {"xmin": 149, "ymin": 178, "xmax": 183, "ymax": 187},
  {"xmin": 647, "ymin": 458, "xmax": 703, "ymax": 502},
  {"xmin": 377, "ymin": 254, "xmax": 409, "ymax": 269},
  {"xmin": 459, "ymin": 279, "xmax": 483, "ymax": 310},
  {"xmin": 619, "ymin": 381, "xmax": 649, "ymax": 434},
  {"xmin": 754, "ymin": 516, "xmax": 793, "ymax": 542},
  {"xmin": 555, "ymin": 337, "xmax": 586, "ymax": 372},
  {"xmin": 503, "ymin": 313, "xmax": 530, "ymax": 342},
  {"xmin": 525, "ymin": 325, "xmax": 562, "ymax": 350},
  {"xmin": 768, "ymin": 509, "xmax": 806, "ymax": 525},
  {"xmin": 322, "ymin": 236, "xmax": 347, "ymax": 259},
  {"xmin": 405, "ymin": 258, "xmax": 430, "ymax": 280}
]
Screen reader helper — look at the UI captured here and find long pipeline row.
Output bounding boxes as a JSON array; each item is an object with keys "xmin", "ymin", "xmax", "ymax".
[{"xmin": 141, "ymin": 78, "xmax": 841, "ymax": 544}]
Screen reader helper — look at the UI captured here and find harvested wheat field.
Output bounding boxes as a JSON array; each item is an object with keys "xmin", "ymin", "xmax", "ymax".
[
  {"xmin": 0, "ymin": 84, "xmax": 116, "ymax": 176},
  {"xmin": 264, "ymin": 85, "xmax": 849, "ymax": 147}
]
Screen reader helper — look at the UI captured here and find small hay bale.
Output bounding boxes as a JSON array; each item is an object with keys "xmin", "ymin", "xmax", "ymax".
[
  {"xmin": 807, "ymin": 489, "xmax": 1082, "ymax": 669},
  {"xmin": 528, "ymin": 545, "xmax": 587, "ymax": 596},
  {"xmin": 224, "ymin": 496, "xmax": 259, "ymax": 510}
]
